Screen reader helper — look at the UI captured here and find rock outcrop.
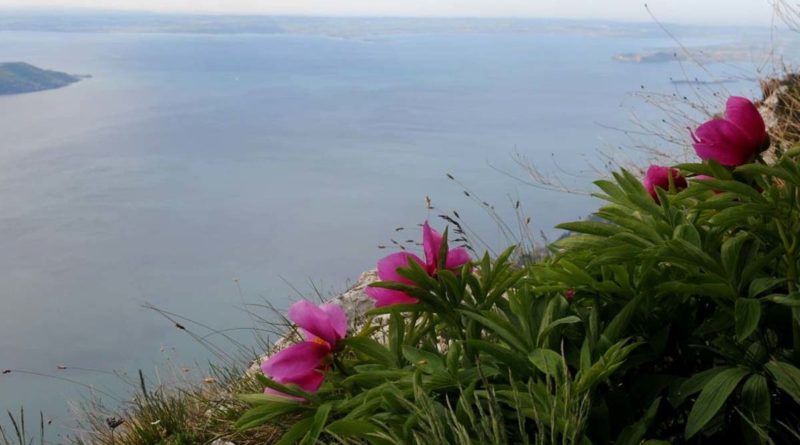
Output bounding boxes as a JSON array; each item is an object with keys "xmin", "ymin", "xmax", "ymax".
[{"xmin": 758, "ymin": 74, "xmax": 800, "ymax": 162}]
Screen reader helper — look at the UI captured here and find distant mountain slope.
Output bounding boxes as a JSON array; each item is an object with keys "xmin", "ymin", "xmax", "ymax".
[{"xmin": 0, "ymin": 62, "xmax": 82, "ymax": 95}]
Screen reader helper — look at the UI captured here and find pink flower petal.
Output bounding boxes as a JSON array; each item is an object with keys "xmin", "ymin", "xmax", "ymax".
[
  {"xmin": 288, "ymin": 300, "xmax": 345, "ymax": 346},
  {"xmin": 365, "ymin": 286, "xmax": 418, "ymax": 307},
  {"xmin": 643, "ymin": 165, "xmax": 687, "ymax": 201},
  {"xmin": 422, "ymin": 221, "xmax": 443, "ymax": 270},
  {"xmin": 264, "ymin": 369, "xmax": 326, "ymax": 398},
  {"xmin": 376, "ymin": 251, "xmax": 424, "ymax": 284},
  {"xmin": 319, "ymin": 303, "xmax": 347, "ymax": 341},
  {"xmin": 445, "ymin": 247, "xmax": 471, "ymax": 270},
  {"xmin": 692, "ymin": 119, "xmax": 753, "ymax": 166},
  {"xmin": 725, "ymin": 96, "xmax": 766, "ymax": 148},
  {"xmin": 261, "ymin": 341, "xmax": 330, "ymax": 384}
]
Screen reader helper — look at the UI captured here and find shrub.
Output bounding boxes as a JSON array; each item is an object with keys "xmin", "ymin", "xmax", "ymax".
[
  {"xmin": 237, "ymin": 94, "xmax": 800, "ymax": 444},
  {"xmin": 550, "ymin": 153, "xmax": 800, "ymax": 443}
]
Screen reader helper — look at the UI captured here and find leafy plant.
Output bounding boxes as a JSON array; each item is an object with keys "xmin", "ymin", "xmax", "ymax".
[
  {"xmin": 546, "ymin": 148, "xmax": 800, "ymax": 443},
  {"xmin": 238, "ymin": 238, "xmax": 636, "ymax": 444},
  {"xmin": 237, "ymin": 103, "xmax": 800, "ymax": 444}
]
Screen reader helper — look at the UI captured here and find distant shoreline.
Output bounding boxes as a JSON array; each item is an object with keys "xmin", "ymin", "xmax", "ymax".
[{"xmin": 0, "ymin": 11, "xmax": 775, "ymax": 39}]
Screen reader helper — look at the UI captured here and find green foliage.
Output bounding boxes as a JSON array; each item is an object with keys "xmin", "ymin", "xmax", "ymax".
[
  {"xmin": 239, "ymin": 151, "xmax": 800, "ymax": 443},
  {"xmin": 237, "ymin": 244, "xmax": 625, "ymax": 444},
  {"xmin": 546, "ymin": 153, "xmax": 800, "ymax": 443}
]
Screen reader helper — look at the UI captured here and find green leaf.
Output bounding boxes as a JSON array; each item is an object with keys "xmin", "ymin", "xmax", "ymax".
[
  {"xmin": 341, "ymin": 370, "xmax": 409, "ymax": 386},
  {"xmin": 615, "ymin": 169, "xmax": 664, "ymax": 217},
  {"xmin": 325, "ymin": 419, "xmax": 379, "ymax": 437},
  {"xmin": 663, "ymin": 239, "xmax": 726, "ymax": 277},
  {"xmin": 669, "ymin": 367, "xmax": 730, "ymax": 407},
  {"xmin": 673, "ymin": 223, "xmax": 702, "ymax": 248},
  {"xmin": 602, "ymin": 294, "xmax": 642, "ymax": 344},
  {"xmin": 748, "ymin": 277, "xmax": 785, "ymax": 298},
  {"xmin": 529, "ymin": 348, "xmax": 564, "ymax": 377},
  {"xmin": 720, "ymin": 232, "xmax": 748, "ymax": 277},
  {"xmin": 437, "ymin": 226, "xmax": 450, "ymax": 271},
  {"xmin": 466, "ymin": 339, "xmax": 533, "ymax": 376},
  {"xmin": 735, "ymin": 299, "xmax": 761, "ymax": 342},
  {"xmin": 258, "ymin": 375, "xmax": 317, "ymax": 401},
  {"xmin": 763, "ymin": 293, "xmax": 800, "ymax": 307},
  {"xmin": 367, "ymin": 281, "xmax": 431, "ymax": 301},
  {"xmin": 674, "ymin": 162, "xmax": 712, "ymax": 176},
  {"xmin": 695, "ymin": 178, "xmax": 765, "ymax": 202},
  {"xmin": 575, "ymin": 340, "xmax": 640, "ymax": 392},
  {"xmin": 276, "ymin": 416, "xmax": 315, "ymax": 445},
  {"xmin": 579, "ymin": 338, "xmax": 592, "ymax": 373},
  {"xmin": 340, "ymin": 336, "xmax": 397, "ymax": 367},
  {"xmin": 707, "ymin": 203, "xmax": 770, "ymax": 228},
  {"xmin": 366, "ymin": 304, "xmax": 423, "ymax": 316},
  {"xmin": 614, "ymin": 397, "xmax": 661, "ymax": 445},
  {"xmin": 741, "ymin": 374, "xmax": 771, "ymax": 427},
  {"xmin": 538, "ymin": 315, "xmax": 582, "ymax": 344},
  {"xmin": 237, "ymin": 393, "xmax": 300, "ymax": 405},
  {"xmin": 656, "ymin": 280, "xmax": 737, "ymax": 300},
  {"xmin": 741, "ymin": 246, "xmax": 783, "ymax": 289},
  {"xmin": 380, "ymin": 386, "xmax": 408, "ymax": 413},
  {"xmin": 402, "ymin": 345, "xmax": 446, "ymax": 374},
  {"xmin": 559, "ymin": 259, "xmax": 597, "ymax": 286},
  {"xmin": 235, "ymin": 401, "xmax": 304, "ymax": 430},
  {"xmin": 705, "ymin": 160, "xmax": 734, "ymax": 180},
  {"xmin": 458, "ymin": 309, "xmax": 527, "ymax": 351},
  {"xmin": 389, "ymin": 312, "xmax": 404, "ymax": 366},
  {"xmin": 685, "ymin": 367, "xmax": 750, "ymax": 439},
  {"xmin": 397, "ymin": 255, "xmax": 441, "ymax": 290},
  {"xmin": 765, "ymin": 361, "xmax": 800, "ymax": 405},
  {"xmin": 674, "ymin": 159, "xmax": 732, "ymax": 180},
  {"xmin": 300, "ymin": 403, "xmax": 332, "ymax": 445},
  {"xmin": 446, "ymin": 341, "xmax": 461, "ymax": 375},
  {"xmin": 597, "ymin": 207, "xmax": 662, "ymax": 244},
  {"xmin": 556, "ymin": 220, "xmax": 620, "ymax": 237},
  {"xmin": 736, "ymin": 163, "xmax": 799, "ymax": 184},
  {"xmin": 593, "ymin": 179, "xmax": 628, "ymax": 203}
]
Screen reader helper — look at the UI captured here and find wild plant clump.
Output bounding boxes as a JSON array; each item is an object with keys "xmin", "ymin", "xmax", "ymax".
[{"xmin": 238, "ymin": 96, "xmax": 800, "ymax": 444}]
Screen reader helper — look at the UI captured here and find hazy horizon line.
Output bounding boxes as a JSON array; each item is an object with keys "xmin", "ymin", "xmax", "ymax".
[{"xmin": 0, "ymin": 6, "xmax": 779, "ymax": 30}]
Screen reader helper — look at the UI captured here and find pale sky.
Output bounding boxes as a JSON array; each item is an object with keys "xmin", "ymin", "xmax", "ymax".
[{"xmin": 0, "ymin": 0, "xmax": 778, "ymax": 26}]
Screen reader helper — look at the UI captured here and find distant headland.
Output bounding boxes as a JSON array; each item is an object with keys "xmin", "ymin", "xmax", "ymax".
[{"xmin": 0, "ymin": 62, "xmax": 87, "ymax": 95}]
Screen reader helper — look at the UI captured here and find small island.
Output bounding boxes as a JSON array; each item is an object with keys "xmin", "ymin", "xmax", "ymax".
[
  {"xmin": 0, "ymin": 62, "xmax": 85, "ymax": 95},
  {"xmin": 613, "ymin": 44, "xmax": 770, "ymax": 65}
]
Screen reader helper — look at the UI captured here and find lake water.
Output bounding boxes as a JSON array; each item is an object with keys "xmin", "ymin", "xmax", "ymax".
[{"xmin": 0, "ymin": 23, "xmax": 766, "ymax": 426}]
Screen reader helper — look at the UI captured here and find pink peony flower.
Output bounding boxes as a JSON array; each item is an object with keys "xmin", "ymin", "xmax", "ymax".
[
  {"xmin": 366, "ymin": 221, "xmax": 471, "ymax": 307},
  {"xmin": 564, "ymin": 289, "xmax": 576, "ymax": 301},
  {"xmin": 261, "ymin": 300, "xmax": 347, "ymax": 398},
  {"xmin": 422, "ymin": 221, "xmax": 471, "ymax": 274},
  {"xmin": 643, "ymin": 165, "xmax": 687, "ymax": 201},
  {"xmin": 691, "ymin": 96, "xmax": 768, "ymax": 166}
]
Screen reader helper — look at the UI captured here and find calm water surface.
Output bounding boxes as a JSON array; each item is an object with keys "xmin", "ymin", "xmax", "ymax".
[{"xmin": 0, "ymin": 28, "xmax": 761, "ymax": 422}]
